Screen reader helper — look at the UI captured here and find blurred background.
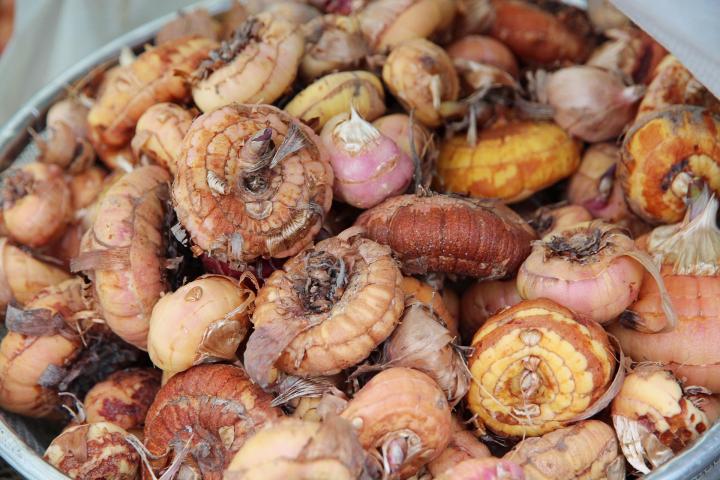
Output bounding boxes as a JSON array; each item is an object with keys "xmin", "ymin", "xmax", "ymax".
[{"xmin": 0, "ymin": 0, "xmax": 202, "ymax": 124}]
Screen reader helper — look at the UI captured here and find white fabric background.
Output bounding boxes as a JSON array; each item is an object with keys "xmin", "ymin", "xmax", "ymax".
[
  {"xmin": 0, "ymin": 0, "xmax": 199, "ymax": 124},
  {"xmin": 0, "ymin": 0, "xmax": 718, "ymax": 125},
  {"xmin": 610, "ymin": 0, "xmax": 720, "ymax": 99}
]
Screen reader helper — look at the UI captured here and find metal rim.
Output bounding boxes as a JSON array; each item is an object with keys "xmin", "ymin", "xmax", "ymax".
[
  {"xmin": 0, "ymin": 0, "xmax": 718, "ymax": 478},
  {"xmin": 0, "ymin": 2, "xmax": 229, "ymax": 478}
]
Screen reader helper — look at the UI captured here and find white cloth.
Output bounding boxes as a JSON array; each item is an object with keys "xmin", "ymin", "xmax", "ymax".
[
  {"xmin": 0, "ymin": 0, "xmax": 199, "ymax": 124},
  {"xmin": 610, "ymin": 0, "xmax": 720, "ymax": 98}
]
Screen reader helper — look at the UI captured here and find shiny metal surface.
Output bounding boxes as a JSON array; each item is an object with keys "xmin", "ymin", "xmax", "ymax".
[{"xmin": 0, "ymin": 0, "xmax": 718, "ymax": 478}]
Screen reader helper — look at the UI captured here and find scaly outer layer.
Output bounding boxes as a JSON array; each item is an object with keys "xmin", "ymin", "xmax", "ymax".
[
  {"xmin": 88, "ymin": 36, "xmax": 217, "ymax": 150},
  {"xmin": 468, "ymin": 299, "xmax": 615, "ymax": 437},
  {"xmin": 192, "ymin": 14, "xmax": 304, "ymax": 112},
  {"xmin": 437, "ymin": 120, "xmax": 580, "ymax": 203},
  {"xmin": 143, "ymin": 364, "xmax": 282, "ymax": 480},
  {"xmin": 77, "ymin": 165, "xmax": 170, "ymax": 350},
  {"xmin": 247, "ymin": 235, "xmax": 403, "ymax": 381},
  {"xmin": 504, "ymin": 420, "xmax": 624, "ymax": 480},
  {"xmin": 355, "ymin": 194, "xmax": 536, "ymax": 277},
  {"xmin": 172, "ymin": 103, "xmax": 333, "ymax": 263},
  {"xmin": 620, "ymin": 106, "xmax": 720, "ymax": 224}
]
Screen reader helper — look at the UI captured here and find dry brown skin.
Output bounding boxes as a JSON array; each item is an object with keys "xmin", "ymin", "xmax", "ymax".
[
  {"xmin": 468, "ymin": 299, "xmax": 616, "ymax": 437},
  {"xmin": 45, "ymin": 422, "xmax": 139, "ymax": 480},
  {"xmin": 148, "ymin": 275, "xmax": 253, "ymax": 373},
  {"xmin": 611, "ymin": 367, "xmax": 713, "ymax": 473},
  {"xmin": 131, "ymin": 103, "xmax": 195, "ymax": 175},
  {"xmin": 341, "ymin": 367, "xmax": 452, "ymax": 478},
  {"xmin": 84, "ymin": 368, "xmax": 161, "ymax": 435},
  {"xmin": 156, "ymin": 8, "xmax": 220, "ymax": 44},
  {"xmin": 73, "ymin": 165, "xmax": 170, "ymax": 350},
  {"xmin": 357, "ymin": 0, "xmax": 456, "ymax": 53},
  {"xmin": 435, "ymin": 458, "xmax": 526, "ymax": 480},
  {"xmin": 383, "ymin": 304, "xmax": 470, "ymax": 404},
  {"xmin": 246, "ymin": 233, "xmax": 404, "ymax": 386},
  {"xmin": 460, "ymin": 279, "xmax": 521, "ymax": 342},
  {"xmin": 401, "ymin": 276, "xmax": 458, "ymax": 338},
  {"xmin": 504, "ymin": 420, "xmax": 624, "ymax": 480},
  {"xmin": 224, "ymin": 417, "xmax": 367, "ymax": 480},
  {"xmin": 37, "ymin": 98, "xmax": 95, "ymax": 171},
  {"xmin": 637, "ymin": 55, "xmax": 720, "ymax": 120},
  {"xmin": 172, "ymin": 103, "xmax": 333, "ymax": 264},
  {"xmin": 300, "ymin": 14, "xmax": 368, "ymax": 81},
  {"xmin": 382, "ymin": 38, "xmax": 459, "ymax": 127},
  {"xmin": 192, "ymin": 14, "xmax": 304, "ymax": 112},
  {"xmin": 489, "ymin": 0, "xmax": 593, "ymax": 66},
  {"xmin": 427, "ymin": 417, "xmax": 491, "ymax": 477},
  {"xmin": 355, "ymin": 194, "xmax": 536, "ymax": 277},
  {"xmin": 619, "ymin": 106, "xmax": 720, "ymax": 224},
  {"xmin": 87, "ymin": 36, "xmax": 217, "ymax": 155},
  {"xmin": 143, "ymin": 364, "xmax": 281, "ymax": 480},
  {"xmin": 0, "ymin": 238, "xmax": 71, "ymax": 314},
  {"xmin": 2, "ymin": 162, "xmax": 73, "ymax": 248}
]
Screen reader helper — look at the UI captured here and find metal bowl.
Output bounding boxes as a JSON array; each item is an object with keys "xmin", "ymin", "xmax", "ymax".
[{"xmin": 0, "ymin": 0, "xmax": 719, "ymax": 478}]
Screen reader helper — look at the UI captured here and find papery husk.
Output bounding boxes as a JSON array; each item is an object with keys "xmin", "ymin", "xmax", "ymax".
[
  {"xmin": 382, "ymin": 303, "xmax": 470, "ymax": 405},
  {"xmin": 225, "ymin": 417, "xmax": 367, "ymax": 480},
  {"xmin": 647, "ymin": 189, "xmax": 720, "ymax": 276},
  {"xmin": 427, "ymin": 417, "xmax": 491, "ymax": 477}
]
